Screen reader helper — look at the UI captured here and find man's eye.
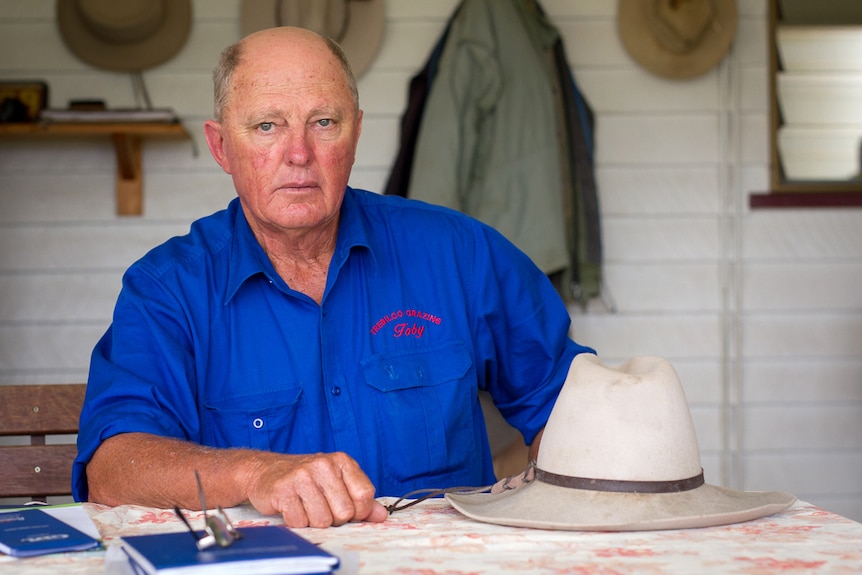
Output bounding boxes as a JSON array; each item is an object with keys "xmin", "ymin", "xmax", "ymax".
[
  {"xmin": 258, "ymin": 122, "xmax": 274, "ymax": 132},
  {"xmin": 317, "ymin": 119, "xmax": 332, "ymax": 127}
]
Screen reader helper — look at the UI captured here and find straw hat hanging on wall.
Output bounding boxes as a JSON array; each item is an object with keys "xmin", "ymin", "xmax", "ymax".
[
  {"xmin": 240, "ymin": 0, "xmax": 385, "ymax": 78},
  {"xmin": 617, "ymin": 0, "xmax": 738, "ymax": 79},
  {"xmin": 57, "ymin": 0, "xmax": 192, "ymax": 72}
]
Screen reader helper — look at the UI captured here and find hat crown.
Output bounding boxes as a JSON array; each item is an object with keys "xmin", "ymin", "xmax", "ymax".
[
  {"xmin": 538, "ymin": 355, "xmax": 702, "ymax": 483},
  {"xmin": 57, "ymin": 0, "xmax": 191, "ymax": 72},
  {"xmin": 76, "ymin": 0, "xmax": 165, "ymax": 44},
  {"xmin": 650, "ymin": 0, "xmax": 715, "ymax": 54},
  {"xmin": 277, "ymin": 0, "xmax": 349, "ymax": 42},
  {"xmin": 240, "ymin": 0, "xmax": 385, "ymax": 79},
  {"xmin": 617, "ymin": 0, "xmax": 737, "ymax": 79}
]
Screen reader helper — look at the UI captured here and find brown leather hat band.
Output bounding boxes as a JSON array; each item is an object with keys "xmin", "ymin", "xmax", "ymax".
[{"xmin": 535, "ymin": 467, "xmax": 705, "ymax": 494}]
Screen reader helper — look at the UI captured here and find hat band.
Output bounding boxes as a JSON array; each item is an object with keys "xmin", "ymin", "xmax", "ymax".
[{"xmin": 535, "ymin": 467, "xmax": 705, "ymax": 494}]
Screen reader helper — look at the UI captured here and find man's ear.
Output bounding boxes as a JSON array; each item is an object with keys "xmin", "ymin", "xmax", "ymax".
[
  {"xmin": 353, "ymin": 109, "xmax": 363, "ymax": 156},
  {"xmin": 204, "ymin": 119, "xmax": 232, "ymax": 174}
]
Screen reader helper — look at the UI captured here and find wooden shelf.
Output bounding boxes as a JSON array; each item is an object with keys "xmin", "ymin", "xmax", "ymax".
[
  {"xmin": 762, "ymin": 0, "xmax": 862, "ymax": 205},
  {"xmin": 0, "ymin": 121, "xmax": 191, "ymax": 215},
  {"xmin": 750, "ymin": 191, "xmax": 862, "ymax": 208}
]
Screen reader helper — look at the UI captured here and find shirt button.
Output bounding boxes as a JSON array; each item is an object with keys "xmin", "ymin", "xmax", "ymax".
[
  {"xmin": 252, "ymin": 418, "xmax": 264, "ymax": 429},
  {"xmin": 331, "ymin": 387, "xmax": 341, "ymax": 396}
]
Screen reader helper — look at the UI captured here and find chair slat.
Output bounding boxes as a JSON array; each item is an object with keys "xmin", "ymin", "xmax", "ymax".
[
  {"xmin": 0, "ymin": 384, "xmax": 86, "ymax": 436},
  {"xmin": 0, "ymin": 384, "xmax": 86, "ymax": 500},
  {"xmin": 0, "ymin": 445, "xmax": 79, "ymax": 497}
]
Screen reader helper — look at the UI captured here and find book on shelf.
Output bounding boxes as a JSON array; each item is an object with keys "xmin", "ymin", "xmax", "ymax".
[
  {"xmin": 120, "ymin": 524, "xmax": 340, "ymax": 575},
  {"xmin": 39, "ymin": 108, "xmax": 178, "ymax": 123},
  {"xmin": 0, "ymin": 507, "xmax": 101, "ymax": 558}
]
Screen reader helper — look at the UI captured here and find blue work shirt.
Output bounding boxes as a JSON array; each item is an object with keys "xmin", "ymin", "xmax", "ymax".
[{"xmin": 73, "ymin": 188, "xmax": 594, "ymax": 502}]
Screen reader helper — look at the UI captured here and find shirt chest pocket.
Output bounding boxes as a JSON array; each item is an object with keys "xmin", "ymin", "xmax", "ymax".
[
  {"xmin": 361, "ymin": 343, "xmax": 475, "ymax": 484},
  {"xmin": 201, "ymin": 387, "xmax": 302, "ymax": 451}
]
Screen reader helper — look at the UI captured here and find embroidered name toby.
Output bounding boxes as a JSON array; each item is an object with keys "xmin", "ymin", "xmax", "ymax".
[
  {"xmin": 393, "ymin": 323, "xmax": 424, "ymax": 338},
  {"xmin": 370, "ymin": 308, "xmax": 442, "ymax": 336}
]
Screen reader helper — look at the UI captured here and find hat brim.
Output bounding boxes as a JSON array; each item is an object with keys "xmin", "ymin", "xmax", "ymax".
[
  {"xmin": 240, "ymin": 0, "xmax": 385, "ymax": 78},
  {"xmin": 617, "ymin": 0, "xmax": 737, "ymax": 79},
  {"xmin": 446, "ymin": 480, "xmax": 797, "ymax": 531},
  {"xmin": 57, "ymin": 0, "xmax": 192, "ymax": 72}
]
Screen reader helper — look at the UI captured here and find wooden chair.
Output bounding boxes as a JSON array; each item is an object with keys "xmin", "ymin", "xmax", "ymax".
[
  {"xmin": 0, "ymin": 384, "xmax": 87, "ymax": 502},
  {"xmin": 480, "ymin": 391, "xmax": 532, "ymax": 480}
]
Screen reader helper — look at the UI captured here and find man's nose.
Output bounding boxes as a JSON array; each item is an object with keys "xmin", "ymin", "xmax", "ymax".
[{"xmin": 284, "ymin": 128, "xmax": 311, "ymax": 166}]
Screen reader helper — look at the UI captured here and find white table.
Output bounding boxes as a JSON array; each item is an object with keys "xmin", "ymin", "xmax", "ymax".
[{"xmin": 2, "ymin": 498, "xmax": 862, "ymax": 574}]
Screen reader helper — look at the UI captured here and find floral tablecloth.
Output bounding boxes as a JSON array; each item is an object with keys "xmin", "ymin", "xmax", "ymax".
[{"xmin": 2, "ymin": 498, "xmax": 861, "ymax": 574}]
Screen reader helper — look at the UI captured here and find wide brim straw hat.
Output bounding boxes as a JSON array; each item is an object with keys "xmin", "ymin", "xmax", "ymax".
[
  {"xmin": 617, "ymin": 0, "xmax": 737, "ymax": 79},
  {"xmin": 447, "ymin": 355, "xmax": 796, "ymax": 531},
  {"xmin": 241, "ymin": 0, "xmax": 385, "ymax": 78},
  {"xmin": 57, "ymin": 0, "xmax": 192, "ymax": 72}
]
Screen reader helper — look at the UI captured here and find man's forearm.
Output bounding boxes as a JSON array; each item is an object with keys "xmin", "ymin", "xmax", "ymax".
[
  {"xmin": 86, "ymin": 432, "xmax": 264, "ymax": 510},
  {"xmin": 528, "ymin": 428, "xmax": 545, "ymax": 462},
  {"xmin": 85, "ymin": 432, "xmax": 388, "ymax": 528}
]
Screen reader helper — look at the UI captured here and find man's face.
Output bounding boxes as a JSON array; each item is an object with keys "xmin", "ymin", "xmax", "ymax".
[{"xmin": 206, "ymin": 30, "xmax": 362, "ymax": 238}]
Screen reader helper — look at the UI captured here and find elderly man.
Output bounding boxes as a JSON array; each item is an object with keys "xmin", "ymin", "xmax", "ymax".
[{"xmin": 73, "ymin": 26, "xmax": 594, "ymax": 528}]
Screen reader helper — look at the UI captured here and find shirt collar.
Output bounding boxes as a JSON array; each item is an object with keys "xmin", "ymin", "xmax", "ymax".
[
  {"xmin": 331, "ymin": 187, "xmax": 375, "ymax": 273},
  {"xmin": 224, "ymin": 198, "xmax": 274, "ymax": 304},
  {"xmin": 223, "ymin": 188, "xmax": 375, "ymax": 304}
]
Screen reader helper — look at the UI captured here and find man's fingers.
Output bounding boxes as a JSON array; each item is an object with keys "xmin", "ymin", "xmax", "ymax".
[
  {"xmin": 319, "ymin": 454, "xmax": 380, "ymax": 525},
  {"xmin": 281, "ymin": 456, "xmax": 363, "ymax": 527},
  {"xmin": 279, "ymin": 492, "xmax": 314, "ymax": 528},
  {"xmin": 281, "ymin": 464, "xmax": 341, "ymax": 528},
  {"xmin": 362, "ymin": 500, "xmax": 389, "ymax": 523},
  {"xmin": 334, "ymin": 454, "xmax": 385, "ymax": 522},
  {"xmin": 248, "ymin": 452, "xmax": 387, "ymax": 528}
]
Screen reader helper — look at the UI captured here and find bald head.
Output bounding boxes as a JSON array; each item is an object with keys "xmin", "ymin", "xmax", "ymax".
[{"xmin": 212, "ymin": 27, "xmax": 358, "ymax": 122}]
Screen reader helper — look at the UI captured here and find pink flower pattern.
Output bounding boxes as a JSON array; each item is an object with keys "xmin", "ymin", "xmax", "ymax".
[{"xmin": 2, "ymin": 499, "xmax": 861, "ymax": 574}]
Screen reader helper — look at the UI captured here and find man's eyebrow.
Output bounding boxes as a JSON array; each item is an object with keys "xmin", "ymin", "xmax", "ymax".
[
  {"xmin": 256, "ymin": 107, "xmax": 287, "ymax": 118},
  {"xmin": 243, "ymin": 108, "xmax": 286, "ymax": 124},
  {"xmin": 307, "ymin": 106, "xmax": 344, "ymax": 117}
]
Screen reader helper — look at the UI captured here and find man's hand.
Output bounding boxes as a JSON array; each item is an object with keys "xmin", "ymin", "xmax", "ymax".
[{"xmin": 243, "ymin": 451, "xmax": 389, "ymax": 528}]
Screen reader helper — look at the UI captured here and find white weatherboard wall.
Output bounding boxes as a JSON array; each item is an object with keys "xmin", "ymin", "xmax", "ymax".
[{"xmin": 1, "ymin": 1, "xmax": 860, "ymax": 520}]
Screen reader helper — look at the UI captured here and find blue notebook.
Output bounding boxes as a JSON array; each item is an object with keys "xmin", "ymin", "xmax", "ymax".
[
  {"xmin": 120, "ymin": 524, "xmax": 339, "ymax": 575},
  {"xmin": 0, "ymin": 508, "xmax": 101, "ymax": 558}
]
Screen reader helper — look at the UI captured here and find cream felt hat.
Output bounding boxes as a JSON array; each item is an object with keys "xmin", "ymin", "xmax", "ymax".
[
  {"xmin": 617, "ymin": 0, "xmax": 737, "ymax": 79},
  {"xmin": 57, "ymin": 0, "xmax": 191, "ymax": 72},
  {"xmin": 240, "ymin": 0, "xmax": 384, "ymax": 78},
  {"xmin": 447, "ymin": 355, "xmax": 796, "ymax": 531}
]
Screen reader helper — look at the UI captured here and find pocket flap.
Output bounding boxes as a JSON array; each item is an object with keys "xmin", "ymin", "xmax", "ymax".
[
  {"xmin": 204, "ymin": 386, "xmax": 302, "ymax": 413},
  {"xmin": 361, "ymin": 342, "xmax": 472, "ymax": 392}
]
